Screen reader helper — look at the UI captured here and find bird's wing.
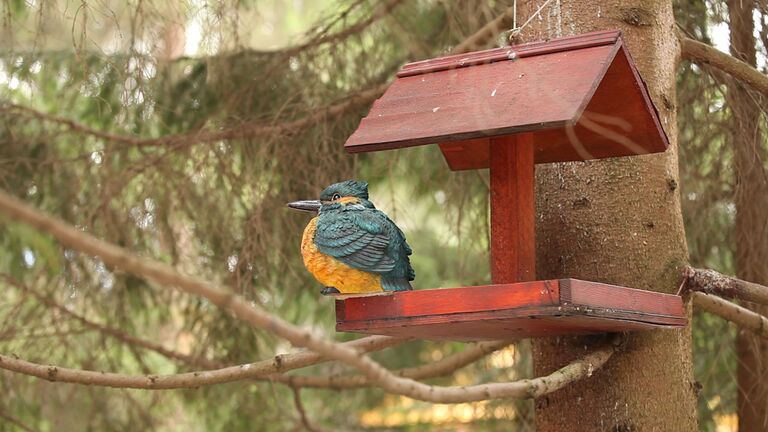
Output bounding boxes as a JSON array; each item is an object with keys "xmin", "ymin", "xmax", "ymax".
[{"xmin": 314, "ymin": 211, "xmax": 398, "ymax": 274}]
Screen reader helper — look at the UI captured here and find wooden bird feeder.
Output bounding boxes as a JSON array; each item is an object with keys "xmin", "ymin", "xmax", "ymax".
[{"xmin": 336, "ymin": 30, "xmax": 686, "ymax": 341}]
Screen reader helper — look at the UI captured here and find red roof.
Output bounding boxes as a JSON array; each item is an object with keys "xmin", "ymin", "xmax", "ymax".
[{"xmin": 344, "ymin": 30, "xmax": 669, "ymax": 170}]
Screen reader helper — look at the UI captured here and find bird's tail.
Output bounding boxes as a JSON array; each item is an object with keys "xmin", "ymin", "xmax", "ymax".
[{"xmin": 381, "ymin": 277, "xmax": 413, "ymax": 292}]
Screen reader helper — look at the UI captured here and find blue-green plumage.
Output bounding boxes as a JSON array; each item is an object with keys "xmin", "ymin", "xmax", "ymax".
[{"xmin": 313, "ymin": 180, "xmax": 415, "ymax": 292}]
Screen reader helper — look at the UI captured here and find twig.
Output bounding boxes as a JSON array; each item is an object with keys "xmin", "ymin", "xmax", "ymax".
[
  {"xmin": 0, "ymin": 283, "xmax": 508, "ymax": 391},
  {"xmin": 453, "ymin": 6, "xmax": 514, "ymax": 53},
  {"xmin": 0, "ymin": 409, "xmax": 38, "ymax": 432},
  {"xmin": 4, "ymin": 276, "xmax": 413, "ymax": 382},
  {"xmin": 291, "ymin": 386, "xmax": 327, "ymax": 432},
  {"xmin": 693, "ymin": 292, "xmax": 768, "ymax": 338},
  {"xmin": 278, "ymin": 340, "xmax": 510, "ymax": 388},
  {"xmin": 684, "ymin": 266, "xmax": 768, "ymax": 306},
  {"xmin": 0, "ymin": 341, "xmax": 614, "ymax": 401},
  {"xmin": 0, "ymin": 83, "xmax": 388, "ymax": 149},
  {"xmin": 2, "ymin": 275, "xmax": 219, "ymax": 369},
  {"xmin": 281, "ymin": 0, "xmax": 405, "ymax": 58},
  {"xmin": 678, "ymin": 30, "xmax": 768, "ymax": 99},
  {"xmin": 0, "ymin": 335, "xmax": 403, "ymax": 390},
  {"xmin": 0, "ymin": 190, "xmax": 613, "ymax": 401},
  {"xmin": 0, "ymin": 274, "xmax": 509, "ymax": 389}
]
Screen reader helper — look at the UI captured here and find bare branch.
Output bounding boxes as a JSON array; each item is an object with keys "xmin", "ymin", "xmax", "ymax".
[
  {"xmin": 278, "ymin": 340, "xmax": 510, "ymax": 389},
  {"xmin": 693, "ymin": 292, "xmax": 768, "ymax": 338},
  {"xmin": 0, "ymin": 191, "xmax": 612, "ymax": 401},
  {"xmin": 0, "ymin": 335, "xmax": 403, "ymax": 390},
  {"xmin": 2, "ymin": 277, "xmax": 417, "ymax": 387},
  {"xmin": 0, "ymin": 340, "xmax": 614, "ymax": 401},
  {"xmin": 4, "ymin": 276, "xmax": 506, "ymax": 390},
  {"xmin": 678, "ymin": 30, "xmax": 768, "ymax": 99},
  {"xmin": 685, "ymin": 267, "xmax": 768, "ymax": 307}
]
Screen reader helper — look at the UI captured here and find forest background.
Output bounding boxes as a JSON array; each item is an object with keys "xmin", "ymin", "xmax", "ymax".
[{"xmin": 0, "ymin": 0, "xmax": 766, "ymax": 431}]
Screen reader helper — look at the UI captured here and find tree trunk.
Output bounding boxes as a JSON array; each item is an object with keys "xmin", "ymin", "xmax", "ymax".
[
  {"xmin": 726, "ymin": 1, "xmax": 768, "ymax": 430},
  {"xmin": 515, "ymin": 1, "xmax": 698, "ymax": 430}
]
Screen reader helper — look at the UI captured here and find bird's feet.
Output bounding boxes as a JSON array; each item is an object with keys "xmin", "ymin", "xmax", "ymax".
[{"xmin": 320, "ymin": 286, "xmax": 341, "ymax": 296}]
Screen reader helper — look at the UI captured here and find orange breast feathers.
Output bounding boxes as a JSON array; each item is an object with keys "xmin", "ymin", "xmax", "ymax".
[{"xmin": 300, "ymin": 217, "xmax": 383, "ymax": 293}]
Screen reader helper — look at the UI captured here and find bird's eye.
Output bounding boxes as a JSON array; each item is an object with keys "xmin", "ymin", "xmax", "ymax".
[{"xmin": 332, "ymin": 193, "xmax": 341, "ymax": 201}]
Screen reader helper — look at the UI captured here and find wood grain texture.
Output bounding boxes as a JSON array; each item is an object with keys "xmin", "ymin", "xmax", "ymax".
[
  {"xmin": 345, "ymin": 32, "xmax": 669, "ymax": 171},
  {"xmin": 346, "ymin": 44, "xmax": 613, "ymax": 152},
  {"xmin": 336, "ymin": 280, "xmax": 560, "ymax": 322},
  {"xmin": 490, "ymin": 133, "xmax": 535, "ymax": 283},
  {"xmin": 561, "ymin": 279, "xmax": 684, "ymax": 317},
  {"xmin": 397, "ymin": 30, "xmax": 621, "ymax": 77},
  {"xmin": 335, "ymin": 279, "xmax": 686, "ymax": 341}
]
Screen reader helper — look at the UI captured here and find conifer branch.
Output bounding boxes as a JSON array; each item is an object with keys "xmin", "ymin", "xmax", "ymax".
[
  {"xmin": 2, "ymin": 5, "xmax": 516, "ymax": 150},
  {"xmin": 678, "ymin": 31, "xmax": 768, "ymax": 98},
  {"xmin": 280, "ymin": 0, "xmax": 406, "ymax": 58},
  {"xmin": 2, "ymin": 275, "xmax": 220, "ymax": 369}
]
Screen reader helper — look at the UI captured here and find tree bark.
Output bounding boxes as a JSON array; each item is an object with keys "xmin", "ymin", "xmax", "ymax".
[
  {"xmin": 726, "ymin": 1, "xmax": 768, "ymax": 430},
  {"xmin": 515, "ymin": 1, "xmax": 698, "ymax": 430}
]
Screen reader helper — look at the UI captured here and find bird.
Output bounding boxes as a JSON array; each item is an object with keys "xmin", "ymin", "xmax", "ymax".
[{"xmin": 287, "ymin": 180, "xmax": 415, "ymax": 295}]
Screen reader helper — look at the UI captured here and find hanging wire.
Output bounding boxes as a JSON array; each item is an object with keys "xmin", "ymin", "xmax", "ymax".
[
  {"xmin": 507, "ymin": 0, "xmax": 555, "ymax": 44},
  {"xmin": 512, "ymin": 0, "xmax": 517, "ymax": 30}
]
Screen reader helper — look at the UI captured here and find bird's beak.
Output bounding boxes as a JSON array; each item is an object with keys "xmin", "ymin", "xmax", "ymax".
[{"xmin": 287, "ymin": 200, "xmax": 322, "ymax": 213}]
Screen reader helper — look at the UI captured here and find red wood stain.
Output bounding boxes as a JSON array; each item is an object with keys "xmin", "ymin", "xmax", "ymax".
[
  {"xmin": 336, "ymin": 280, "xmax": 560, "ymax": 322},
  {"xmin": 336, "ymin": 279, "xmax": 686, "ymax": 341},
  {"xmin": 562, "ymin": 279, "xmax": 685, "ymax": 317},
  {"xmin": 344, "ymin": 30, "xmax": 669, "ymax": 171},
  {"xmin": 490, "ymin": 133, "xmax": 535, "ymax": 284}
]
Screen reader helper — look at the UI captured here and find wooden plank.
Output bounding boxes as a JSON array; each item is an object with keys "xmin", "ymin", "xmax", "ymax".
[
  {"xmin": 577, "ymin": 43, "xmax": 670, "ymax": 151},
  {"xmin": 490, "ymin": 133, "xmax": 535, "ymax": 283},
  {"xmin": 439, "ymin": 138, "xmax": 489, "ymax": 170},
  {"xmin": 335, "ymin": 279, "xmax": 687, "ymax": 341},
  {"xmin": 338, "ymin": 302, "xmax": 686, "ymax": 332},
  {"xmin": 335, "ymin": 280, "xmax": 560, "ymax": 322},
  {"xmin": 345, "ymin": 32, "xmax": 670, "ymax": 170},
  {"xmin": 337, "ymin": 308, "xmax": 686, "ymax": 341},
  {"xmin": 397, "ymin": 30, "xmax": 621, "ymax": 77},
  {"xmin": 345, "ymin": 45, "xmax": 614, "ymax": 152},
  {"xmin": 561, "ymin": 279, "xmax": 684, "ymax": 317},
  {"xmin": 436, "ymin": 44, "xmax": 668, "ymax": 169}
]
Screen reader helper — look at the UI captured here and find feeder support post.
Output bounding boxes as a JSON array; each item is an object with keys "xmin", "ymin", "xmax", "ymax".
[{"xmin": 490, "ymin": 133, "xmax": 536, "ymax": 284}]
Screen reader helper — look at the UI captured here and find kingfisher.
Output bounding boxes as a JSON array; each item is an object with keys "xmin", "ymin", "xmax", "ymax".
[{"xmin": 287, "ymin": 180, "xmax": 415, "ymax": 295}]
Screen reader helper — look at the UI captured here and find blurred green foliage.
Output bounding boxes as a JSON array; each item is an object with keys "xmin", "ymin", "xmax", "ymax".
[{"xmin": 0, "ymin": 0, "xmax": 759, "ymax": 430}]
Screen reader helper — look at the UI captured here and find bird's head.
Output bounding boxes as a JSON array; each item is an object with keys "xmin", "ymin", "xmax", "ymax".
[{"xmin": 287, "ymin": 180, "xmax": 373, "ymax": 214}]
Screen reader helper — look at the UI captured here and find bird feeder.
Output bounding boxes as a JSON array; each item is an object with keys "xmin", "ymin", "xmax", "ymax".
[{"xmin": 336, "ymin": 30, "xmax": 686, "ymax": 341}]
